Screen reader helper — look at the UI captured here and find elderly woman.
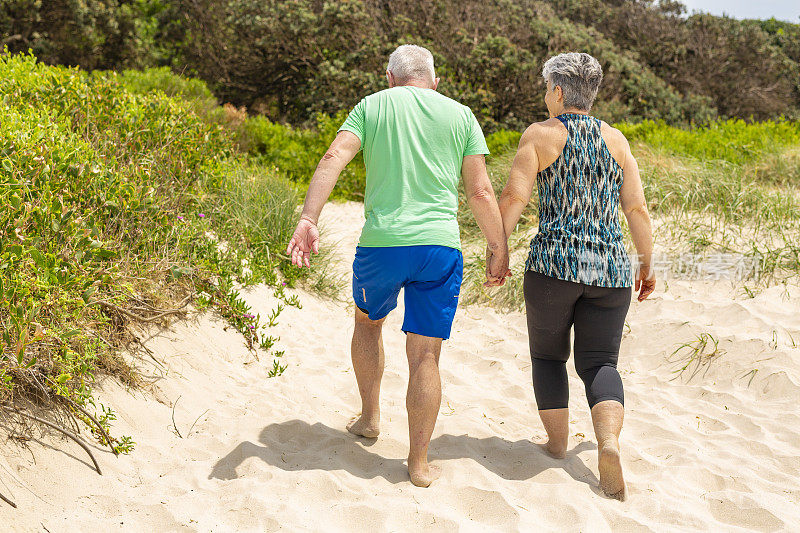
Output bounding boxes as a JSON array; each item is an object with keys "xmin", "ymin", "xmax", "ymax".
[{"xmin": 497, "ymin": 52, "xmax": 655, "ymax": 500}]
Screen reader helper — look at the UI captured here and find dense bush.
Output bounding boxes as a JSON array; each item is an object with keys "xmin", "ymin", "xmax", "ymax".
[
  {"xmin": 3, "ymin": 1, "xmax": 798, "ymax": 129},
  {"xmin": 0, "ymin": 0, "xmax": 176, "ymax": 69},
  {"xmin": 240, "ymin": 113, "xmax": 366, "ymax": 200},
  {"xmin": 0, "ymin": 53, "xmax": 307, "ymax": 449},
  {"xmin": 175, "ymin": 0, "xmax": 719, "ymax": 130},
  {"xmin": 554, "ymin": 1, "xmax": 799, "ymax": 121}
]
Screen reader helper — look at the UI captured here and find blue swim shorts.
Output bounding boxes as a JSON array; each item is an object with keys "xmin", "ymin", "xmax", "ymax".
[{"xmin": 352, "ymin": 245, "xmax": 463, "ymax": 340}]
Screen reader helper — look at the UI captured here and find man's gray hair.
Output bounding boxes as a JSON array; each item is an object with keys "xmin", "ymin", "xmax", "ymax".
[
  {"xmin": 387, "ymin": 44, "xmax": 436, "ymax": 84},
  {"xmin": 542, "ymin": 52, "xmax": 603, "ymax": 111}
]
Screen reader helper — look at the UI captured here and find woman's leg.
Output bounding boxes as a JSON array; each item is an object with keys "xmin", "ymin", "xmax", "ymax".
[
  {"xmin": 592, "ymin": 400, "xmax": 625, "ymax": 500},
  {"xmin": 573, "ymin": 285, "xmax": 631, "ymax": 500},
  {"xmin": 524, "ymin": 271, "xmax": 582, "ymax": 457}
]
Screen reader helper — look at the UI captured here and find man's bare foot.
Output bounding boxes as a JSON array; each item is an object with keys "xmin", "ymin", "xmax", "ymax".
[
  {"xmin": 408, "ymin": 462, "xmax": 441, "ymax": 487},
  {"xmin": 598, "ymin": 441, "xmax": 626, "ymax": 501},
  {"xmin": 346, "ymin": 415, "xmax": 380, "ymax": 438},
  {"xmin": 537, "ymin": 439, "xmax": 567, "ymax": 459}
]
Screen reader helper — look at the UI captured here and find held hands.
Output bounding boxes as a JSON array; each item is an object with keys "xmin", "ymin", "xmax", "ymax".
[
  {"xmin": 635, "ymin": 263, "xmax": 656, "ymax": 301},
  {"xmin": 484, "ymin": 243, "xmax": 512, "ymax": 287},
  {"xmin": 286, "ymin": 216, "xmax": 319, "ymax": 268}
]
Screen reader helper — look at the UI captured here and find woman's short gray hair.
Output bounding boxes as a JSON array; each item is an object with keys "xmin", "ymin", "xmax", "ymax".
[
  {"xmin": 387, "ymin": 44, "xmax": 436, "ymax": 84},
  {"xmin": 542, "ymin": 53, "xmax": 604, "ymax": 111}
]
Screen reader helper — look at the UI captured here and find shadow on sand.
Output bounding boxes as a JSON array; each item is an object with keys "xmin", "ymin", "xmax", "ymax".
[{"xmin": 209, "ymin": 419, "xmax": 598, "ymax": 487}]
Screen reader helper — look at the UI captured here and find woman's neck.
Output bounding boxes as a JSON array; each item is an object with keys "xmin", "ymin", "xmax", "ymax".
[{"xmin": 559, "ymin": 108, "xmax": 590, "ymax": 116}]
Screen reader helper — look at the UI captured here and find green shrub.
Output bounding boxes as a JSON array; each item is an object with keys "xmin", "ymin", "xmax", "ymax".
[
  {"xmin": 0, "ymin": 52, "xmax": 310, "ymax": 450},
  {"xmin": 240, "ymin": 112, "xmax": 366, "ymax": 200},
  {"xmin": 119, "ymin": 66, "xmax": 216, "ymax": 102},
  {"xmin": 486, "ymin": 129, "xmax": 522, "ymax": 156}
]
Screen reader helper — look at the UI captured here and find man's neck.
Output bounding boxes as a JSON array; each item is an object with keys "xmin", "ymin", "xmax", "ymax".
[{"xmin": 398, "ymin": 80, "xmax": 434, "ymax": 90}]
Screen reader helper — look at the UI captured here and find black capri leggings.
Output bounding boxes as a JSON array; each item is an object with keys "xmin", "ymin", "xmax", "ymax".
[{"xmin": 524, "ymin": 270, "xmax": 631, "ymax": 410}]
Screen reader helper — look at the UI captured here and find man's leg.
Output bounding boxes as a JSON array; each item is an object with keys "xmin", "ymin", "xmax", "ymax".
[
  {"xmin": 400, "ymin": 246, "xmax": 461, "ymax": 487},
  {"xmin": 405, "ymin": 332, "xmax": 443, "ymax": 487},
  {"xmin": 347, "ymin": 307, "xmax": 386, "ymax": 438}
]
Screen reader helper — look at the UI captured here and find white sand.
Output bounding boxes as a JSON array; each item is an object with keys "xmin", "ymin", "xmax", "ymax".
[{"xmin": 3, "ymin": 201, "xmax": 800, "ymax": 531}]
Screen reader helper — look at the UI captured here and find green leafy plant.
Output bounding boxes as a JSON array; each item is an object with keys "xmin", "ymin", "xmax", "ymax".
[{"xmin": 267, "ymin": 359, "xmax": 287, "ymax": 378}]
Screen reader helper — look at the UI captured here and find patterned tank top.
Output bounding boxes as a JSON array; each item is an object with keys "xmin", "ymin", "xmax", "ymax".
[{"xmin": 526, "ymin": 113, "xmax": 633, "ymax": 288}]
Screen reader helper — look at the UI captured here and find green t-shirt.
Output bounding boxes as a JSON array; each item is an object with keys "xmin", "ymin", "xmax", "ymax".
[{"xmin": 338, "ymin": 86, "xmax": 489, "ymax": 250}]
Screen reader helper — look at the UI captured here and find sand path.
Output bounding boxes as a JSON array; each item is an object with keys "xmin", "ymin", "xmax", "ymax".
[{"xmin": 3, "ymin": 201, "xmax": 800, "ymax": 531}]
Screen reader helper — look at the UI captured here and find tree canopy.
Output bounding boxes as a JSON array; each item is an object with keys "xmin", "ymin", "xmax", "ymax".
[{"xmin": 3, "ymin": 0, "xmax": 798, "ymax": 129}]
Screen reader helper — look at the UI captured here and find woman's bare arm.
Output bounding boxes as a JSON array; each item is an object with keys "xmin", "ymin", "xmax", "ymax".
[{"xmin": 619, "ymin": 136, "xmax": 655, "ymax": 301}]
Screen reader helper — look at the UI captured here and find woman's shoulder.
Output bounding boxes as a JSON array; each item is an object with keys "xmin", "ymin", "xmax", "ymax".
[
  {"xmin": 522, "ymin": 118, "xmax": 567, "ymax": 144},
  {"xmin": 522, "ymin": 119, "xmax": 569, "ymax": 172},
  {"xmin": 528, "ymin": 117, "xmax": 565, "ymax": 131},
  {"xmin": 598, "ymin": 121, "xmax": 629, "ymax": 147},
  {"xmin": 598, "ymin": 121, "xmax": 630, "ymax": 166}
]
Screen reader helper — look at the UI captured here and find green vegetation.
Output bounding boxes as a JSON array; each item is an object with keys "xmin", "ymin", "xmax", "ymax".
[
  {"xmin": 3, "ymin": 1, "xmax": 799, "ymax": 130},
  {"xmin": 667, "ymin": 332, "xmax": 725, "ymax": 382},
  {"xmin": 239, "ymin": 113, "xmax": 366, "ymax": 201},
  {"xmin": 617, "ymin": 119, "xmax": 800, "ymax": 165},
  {"xmin": 0, "ymin": 53, "xmax": 323, "ymax": 450}
]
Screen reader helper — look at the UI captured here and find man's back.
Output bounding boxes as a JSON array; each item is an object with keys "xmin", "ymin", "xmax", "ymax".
[{"xmin": 339, "ymin": 86, "xmax": 488, "ymax": 250}]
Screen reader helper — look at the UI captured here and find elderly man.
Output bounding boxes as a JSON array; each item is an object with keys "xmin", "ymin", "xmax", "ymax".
[{"xmin": 287, "ymin": 44, "xmax": 509, "ymax": 487}]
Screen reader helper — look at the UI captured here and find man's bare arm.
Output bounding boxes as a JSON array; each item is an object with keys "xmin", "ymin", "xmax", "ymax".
[
  {"xmin": 462, "ymin": 154, "xmax": 509, "ymax": 283},
  {"xmin": 300, "ymin": 131, "xmax": 361, "ymax": 223},
  {"xmin": 498, "ymin": 126, "xmax": 539, "ymax": 239},
  {"xmin": 287, "ymin": 131, "xmax": 361, "ymax": 267}
]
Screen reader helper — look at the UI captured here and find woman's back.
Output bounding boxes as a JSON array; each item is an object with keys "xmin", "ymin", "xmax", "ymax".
[{"xmin": 527, "ymin": 113, "xmax": 633, "ymax": 287}]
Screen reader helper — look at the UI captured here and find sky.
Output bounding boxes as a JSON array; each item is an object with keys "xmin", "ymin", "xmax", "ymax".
[{"xmin": 679, "ymin": 0, "xmax": 800, "ymax": 22}]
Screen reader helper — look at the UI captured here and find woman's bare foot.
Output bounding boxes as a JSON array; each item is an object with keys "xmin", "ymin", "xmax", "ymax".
[
  {"xmin": 346, "ymin": 415, "xmax": 380, "ymax": 438},
  {"xmin": 598, "ymin": 441, "xmax": 626, "ymax": 501},
  {"xmin": 537, "ymin": 408, "xmax": 569, "ymax": 459},
  {"xmin": 536, "ymin": 438, "xmax": 567, "ymax": 459},
  {"xmin": 408, "ymin": 461, "xmax": 441, "ymax": 487}
]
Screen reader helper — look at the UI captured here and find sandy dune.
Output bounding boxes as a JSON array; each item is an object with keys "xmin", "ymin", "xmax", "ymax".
[{"xmin": 3, "ymin": 201, "xmax": 800, "ymax": 531}]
